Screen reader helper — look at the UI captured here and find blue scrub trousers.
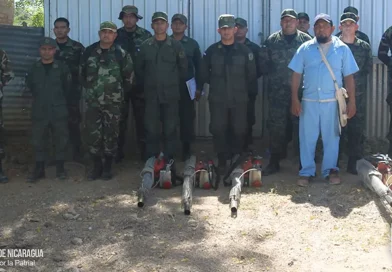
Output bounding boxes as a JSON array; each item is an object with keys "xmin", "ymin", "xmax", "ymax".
[{"xmin": 299, "ymin": 100, "xmax": 340, "ymax": 178}]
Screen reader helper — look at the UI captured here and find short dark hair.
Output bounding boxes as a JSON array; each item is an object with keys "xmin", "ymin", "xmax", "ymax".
[{"xmin": 54, "ymin": 17, "xmax": 70, "ymax": 28}]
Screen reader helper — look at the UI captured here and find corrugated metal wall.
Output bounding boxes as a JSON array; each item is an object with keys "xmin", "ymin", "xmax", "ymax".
[
  {"xmin": 45, "ymin": 0, "xmax": 188, "ymax": 46},
  {"xmin": 269, "ymin": 0, "xmax": 392, "ymax": 138},
  {"xmin": 0, "ymin": 25, "xmax": 44, "ymax": 133}
]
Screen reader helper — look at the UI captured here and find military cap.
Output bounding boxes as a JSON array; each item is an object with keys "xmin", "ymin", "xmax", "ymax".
[
  {"xmin": 100, "ymin": 21, "xmax": 117, "ymax": 32},
  {"xmin": 298, "ymin": 12, "xmax": 310, "ymax": 21},
  {"xmin": 152, "ymin": 11, "xmax": 168, "ymax": 22},
  {"xmin": 340, "ymin": 12, "xmax": 358, "ymax": 24},
  {"xmin": 218, "ymin": 14, "xmax": 235, "ymax": 28},
  {"xmin": 119, "ymin": 5, "xmax": 143, "ymax": 20},
  {"xmin": 172, "ymin": 13, "xmax": 187, "ymax": 24},
  {"xmin": 235, "ymin": 17, "xmax": 248, "ymax": 27},
  {"xmin": 314, "ymin": 13, "xmax": 333, "ymax": 26},
  {"xmin": 40, "ymin": 37, "xmax": 57, "ymax": 47},
  {"xmin": 281, "ymin": 9, "xmax": 298, "ymax": 19},
  {"xmin": 343, "ymin": 6, "xmax": 359, "ymax": 16}
]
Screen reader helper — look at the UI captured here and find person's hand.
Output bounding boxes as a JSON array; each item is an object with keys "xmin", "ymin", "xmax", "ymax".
[
  {"xmin": 291, "ymin": 99, "xmax": 302, "ymax": 117},
  {"xmin": 347, "ymin": 100, "xmax": 356, "ymax": 119},
  {"xmin": 195, "ymin": 90, "xmax": 201, "ymax": 101}
]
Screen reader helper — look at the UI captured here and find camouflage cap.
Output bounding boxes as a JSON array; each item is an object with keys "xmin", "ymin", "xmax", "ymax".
[
  {"xmin": 218, "ymin": 14, "xmax": 235, "ymax": 28},
  {"xmin": 100, "ymin": 21, "xmax": 117, "ymax": 32},
  {"xmin": 314, "ymin": 13, "xmax": 333, "ymax": 26},
  {"xmin": 281, "ymin": 9, "xmax": 298, "ymax": 19},
  {"xmin": 340, "ymin": 12, "xmax": 358, "ymax": 24},
  {"xmin": 171, "ymin": 13, "xmax": 187, "ymax": 24},
  {"xmin": 39, "ymin": 37, "xmax": 57, "ymax": 48},
  {"xmin": 152, "ymin": 11, "xmax": 168, "ymax": 22},
  {"xmin": 235, "ymin": 17, "xmax": 247, "ymax": 27},
  {"xmin": 297, "ymin": 12, "xmax": 310, "ymax": 21},
  {"xmin": 343, "ymin": 6, "xmax": 359, "ymax": 16},
  {"xmin": 119, "ymin": 5, "xmax": 143, "ymax": 20}
]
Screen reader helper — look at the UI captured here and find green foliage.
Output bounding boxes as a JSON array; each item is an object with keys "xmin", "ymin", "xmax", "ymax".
[{"xmin": 14, "ymin": 0, "xmax": 44, "ymax": 27}]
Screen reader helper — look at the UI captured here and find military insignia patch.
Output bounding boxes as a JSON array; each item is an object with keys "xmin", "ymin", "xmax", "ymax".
[
  {"xmin": 179, "ymin": 51, "xmax": 185, "ymax": 58},
  {"xmin": 248, "ymin": 53, "xmax": 254, "ymax": 61}
]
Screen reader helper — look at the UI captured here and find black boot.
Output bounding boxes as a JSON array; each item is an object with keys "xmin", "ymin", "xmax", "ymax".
[
  {"xmin": 182, "ymin": 142, "xmax": 191, "ymax": 161},
  {"xmin": 87, "ymin": 156, "xmax": 103, "ymax": 181},
  {"xmin": 56, "ymin": 160, "xmax": 67, "ymax": 180},
  {"xmin": 347, "ymin": 156, "xmax": 359, "ymax": 175},
  {"xmin": 27, "ymin": 162, "xmax": 45, "ymax": 183},
  {"xmin": 263, "ymin": 154, "xmax": 280, "ymax": 176},
  {"xmin": 114, "ymin": 149, "xmax": 124, "ymax": 164},
  {"xmin": 0, "ymin": 160, "xmax": 8, "ymax": 183},
  {"xmin": 102, "ymin": 155, "xmax": 113, "ymax": 180}
]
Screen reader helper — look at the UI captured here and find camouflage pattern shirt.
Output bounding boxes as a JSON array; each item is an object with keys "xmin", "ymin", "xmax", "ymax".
[
  {"xmin": 115, "ymin": 25, "xmax": 152, "ymax": 63},
  {"xmin": 340, "ymin": 37, "xmax": 372, "ymax": 95},
  {"xmin": 55, "ymin": 37, "xmax": 85, "ymax": 101},
  {"xmin": 0, "ymin": 49, "xmax": 14, "ymax": 98},
  {"xmin": 260, "ymin": 30, "xmax": 312, "ymax": 96},
  {"xmin": 80, "ymin": 42, "xmax": 134, "ymax": 107},
  {"xmin": 336, "ymin": 30, "xmax": 370, "ymax": 45}
]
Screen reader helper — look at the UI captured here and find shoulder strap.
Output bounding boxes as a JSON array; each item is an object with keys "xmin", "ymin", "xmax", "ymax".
[
  {"xmin": 114, "ymin": 45, "xmax": 124, "ymax": 71},
  {"xmin": 317, "ymin": 46, "xmax": 340, "ymax": 92}
]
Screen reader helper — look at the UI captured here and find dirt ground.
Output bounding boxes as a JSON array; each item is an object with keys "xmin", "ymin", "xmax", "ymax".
[{"xmin": 0, "ymin": 138, "xmax": 392, "ymax": 272}]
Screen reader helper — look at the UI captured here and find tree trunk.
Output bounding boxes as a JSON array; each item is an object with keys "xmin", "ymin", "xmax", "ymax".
[{"xmin": 0, "ymin": 0, "xmax": 14, "ymax": 25}]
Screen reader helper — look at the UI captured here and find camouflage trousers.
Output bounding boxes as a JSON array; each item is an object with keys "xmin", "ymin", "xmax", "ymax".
[
  {"xmin": 340, "ymin": 95, "xmax": 366, "ymax": 157},
  {"xmin": 32, "ymin": 119, "xmax": 69, "ymax": 161},
  {"xmin": 0, "ymin": 104, "xmax": 6, "ymax": 160},
  {"xmin": 84, "ymin": 103, "xmax": 121, "ymax": 157},
  {"xmin": 267, "ymin": 98, "xmax": 296, "ymax": 156}
]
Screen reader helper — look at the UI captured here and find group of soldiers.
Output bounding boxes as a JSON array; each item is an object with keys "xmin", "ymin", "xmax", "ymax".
[{"xmin": 0, "ymin": 4, "xmax": 392, "ymax": 185}]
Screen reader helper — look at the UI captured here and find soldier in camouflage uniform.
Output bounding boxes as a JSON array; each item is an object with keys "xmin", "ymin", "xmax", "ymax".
[
  {"xmin": 338, "ymin": 13, "xmax": 372, "ymax": 174},
  {"xmin": 53, "ymin": 17, "xmax": 85, "ymax": 161},
  {"xmin": 336, "ymin": 6, "xmax": 370, "ymax": 45},
  {"xmin": 114, "ymin": 5, "xmax": 152, "ymax": 162},
  {"xmin": 80, "ymin": 22, "xmax": 134, "ymax": 180},
  {"xmin": 202, "ymin": 14, "xmax": 257, "ymax": 173},
  {"xmin": 25, "ymin": 37, "xmax": 72, "ymax": 182},
  {"xmin": 170, "ymin": 13, "xmax": 202, "ymax": 161},
  {"xmin": 260, "ymin": 9, "xmax": 311, "ymax": 175},
  {"xmin": 0, "ymin": 49, "xmax": 14, "ymax": 183},
  {"xmin": 234, "ymin": 17, "xmax": 262, "ymax": 150},
  {"xmin": 298, "ymin": 12, "xmax": 313, "ymax": 37},
  {"xmin": 135, "ymin": 12, "xmax": 187, "ymax": 167},
  {"xmin": 378, "ymin": 24, "xmax": 392, "ymax": 157}
]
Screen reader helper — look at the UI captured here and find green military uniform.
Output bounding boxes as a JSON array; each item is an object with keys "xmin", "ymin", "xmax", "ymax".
[
  {"xmin": 260, "ymin": 9, "xmax": 311, "ymax": 173},
  {"xmin": 0, "ymin": 49, "xmax": 14, "ymax": 182},
  {"xmin": 335, "ymin": 6, "xmax": 370, "ymax": 45},
  {"xmin": 135, "ymin": 12, "xmax": 188, "ymax": 160},
  {"xmin": 80, "ymin": 22, "xmax": 133, "ymax": 173},
  {"xmin": 297, "ymin": 12, "xmax": 313, "ymax": 38},
  {"xmin": 378, "ymin": 24, "xmax": 392, "ymax": 155},
  {"xmin": 235, "ymin": 17, "xmax": 262, "ymax": 149},
  {"xmin": 202, "ymin": 15, "xmax": 257, "ymax": 163},
  {"xmin": 26, "ymin": 38, "xmax": 71, "ymax": 166},
  {"xmin": 338, "ymin": 13, "xmax": 372, "ymax": 171},
  {"xmin": 171, "ymin": 14, "xmax": 202, "ymax": 158},
  {"xmin": 54, "ymin": 37, "xmax": 85, "ymax": 158},
  {"xmin": 115, "ymin": 5, "xmax": 152, "ymax": 161}
]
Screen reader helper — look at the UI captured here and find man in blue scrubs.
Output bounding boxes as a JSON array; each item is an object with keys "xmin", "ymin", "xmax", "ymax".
[{"xmin": 288, "ymin": 13, "xmax": 359, "ymax": 186}]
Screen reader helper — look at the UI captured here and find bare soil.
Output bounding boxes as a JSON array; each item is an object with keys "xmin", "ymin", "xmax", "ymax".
[{"xmin": 0, "ymin": 138, "xmax": 391, "ymax": 272}]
